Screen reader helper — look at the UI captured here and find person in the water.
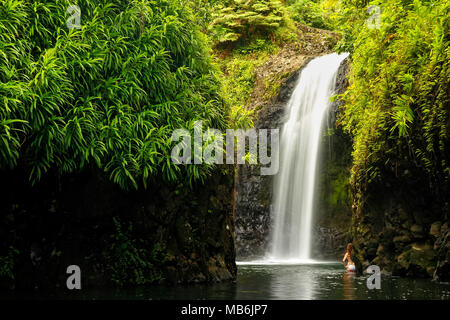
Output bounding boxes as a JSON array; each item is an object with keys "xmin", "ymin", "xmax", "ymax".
[{"xmin": 343, "ymin": 243, "xmax": 356, "ymax": 272}]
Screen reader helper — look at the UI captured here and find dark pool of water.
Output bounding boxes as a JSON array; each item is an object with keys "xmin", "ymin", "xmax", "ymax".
[{"xmin": 4, "ymin": 263, "xmax": 450, "ymax": 300}]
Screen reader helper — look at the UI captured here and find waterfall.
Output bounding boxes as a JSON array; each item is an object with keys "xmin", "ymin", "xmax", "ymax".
[{"xmin": 268, "ymin": 52, "xmax": 348, "ymax": 262}]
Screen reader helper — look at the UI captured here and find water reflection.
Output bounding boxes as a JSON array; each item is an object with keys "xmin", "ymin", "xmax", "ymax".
[
  {"xmin": 269, "ymin": 264, "xmax": 317, "ymax": 299},
  {"xmin": 342, "ymin": 272, "xmax": 356, "ymax": 300}
]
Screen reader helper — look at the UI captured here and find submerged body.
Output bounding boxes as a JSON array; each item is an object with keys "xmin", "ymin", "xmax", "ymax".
[{"xmin": 343, "ymin": 243, "xmax": 356, "ymax": 272}]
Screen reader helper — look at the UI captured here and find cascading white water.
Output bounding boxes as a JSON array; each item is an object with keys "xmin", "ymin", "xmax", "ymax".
[{"xmin": 268, "ymin": 52, "xmax": 349, "ymax": 262}]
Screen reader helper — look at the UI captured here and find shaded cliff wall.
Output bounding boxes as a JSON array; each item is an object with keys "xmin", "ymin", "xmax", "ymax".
[
  {"xmin": 0, "ymin": 167, "xmax": 236, "ymax": 290},
  {"xmin": 235, "ymin": 67, "xmax": 307, "ymax": 260},
  {"xmin": 351, "ymin": 161, "xmax": 450, "ymax": 280}
]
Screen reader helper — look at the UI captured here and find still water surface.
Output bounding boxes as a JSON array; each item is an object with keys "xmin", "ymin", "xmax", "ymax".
[{"xmin": 8, "ymin": 262, "xmax": 449, "ymax": 300}]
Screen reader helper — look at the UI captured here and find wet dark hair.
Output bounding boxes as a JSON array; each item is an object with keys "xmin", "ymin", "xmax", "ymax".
[{"xmin": 347, "ymin": 243, "xmax": 353, "ymax": 254}]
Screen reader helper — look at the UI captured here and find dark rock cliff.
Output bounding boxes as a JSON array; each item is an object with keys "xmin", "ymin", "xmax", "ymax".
[
  {"xmin": 336, "ymin": 61, "xmax": 450, "ymax": 281},
  {"xmin": 316, "ymin": 58, "xmax": 450, "ymax": 280},
  {"xmin": 235, "ymin": 67, "xmax": 307, "ymax": 260},
  {"xmin": 0, "ymin": 167, "xmax": 236, "ymax": 290},
  {"xmin": 351, "ymin": 165, "xmax": 450, "ymax": 280}
]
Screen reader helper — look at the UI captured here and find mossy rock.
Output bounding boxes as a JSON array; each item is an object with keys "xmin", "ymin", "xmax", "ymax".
[
  {"xmin": 393, "ymin": 235, "xmax": 411, "ymax": 249},
  {"xmin": 429, "ymin": 221, "xmax": 442, "ymax": 239},
  {"xmin": 410, "ymin": 224, "xmax": 424, "ymax": 239},
  {"xmin": 397, "ymin": 243, "xmax": 436, "ymax": 277}
]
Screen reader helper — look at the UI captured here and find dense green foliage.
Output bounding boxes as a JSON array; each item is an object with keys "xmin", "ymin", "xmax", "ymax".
[
  {"xmin": 3, "ymin": 0, "xmax": 447, "ymax": 204},
  {"xmin": 0, "ymin": 0, "xmax": 343, "ymax": 192},
  {"xmin": 0, "ymin": 0, "xmax": 229, "ymax": 190},
  {"xmin": 335, "ymin": 0, "xmax": 449, "ymax": 204},
  {"xmin": 219, "ymin": 40, "xmax": 278, "ymax": 117},
  {"xmin": 287, "ymin": 0, "xmax": 331, "ymax": 29},
  {"xmin": 209, "ymin": 0, "xmax": 286, "ymax": 44}
]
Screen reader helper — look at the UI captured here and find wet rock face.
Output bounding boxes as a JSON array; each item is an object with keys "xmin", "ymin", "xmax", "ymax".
[
  {"xmin": 433, "ymin": 226, "xmax": 450, "ymax": 282},
  {"xmin": 235, "ymin": 69, "xmax": 304, "ymax": 260},
  {"xmin": 0, "ymin": 167, "xmax": 236, "ymax": 289},
  {"xmin": 311, "ymin": 227, "xmax": 347, "ymax": 260},
  {"xmin": 331, "ymin": 57, "xmax": 350, "ymax": 114},
  {"xmin": 352, "ymin": 168, "xmax": 450, "ymax": 279}
]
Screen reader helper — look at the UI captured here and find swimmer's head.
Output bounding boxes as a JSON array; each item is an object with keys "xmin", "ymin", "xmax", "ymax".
[{"xmin": 347, "ymin": 243, "xmax": 353, "ymax": 254}]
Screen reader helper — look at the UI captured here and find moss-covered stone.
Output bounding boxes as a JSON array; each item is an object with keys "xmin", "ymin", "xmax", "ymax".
[
  {"xmin": 397, "ymin": 243, "xmax": 436, "ymax": 277},
  {"xmin": 429, "ymin": 222, "xmax": 442, "ymax": 239}
]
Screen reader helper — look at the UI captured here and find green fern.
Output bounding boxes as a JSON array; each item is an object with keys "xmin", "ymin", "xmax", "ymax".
[{"xmin": 0, "ymin": 0, "xmax": 230, "ymax": 190}]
